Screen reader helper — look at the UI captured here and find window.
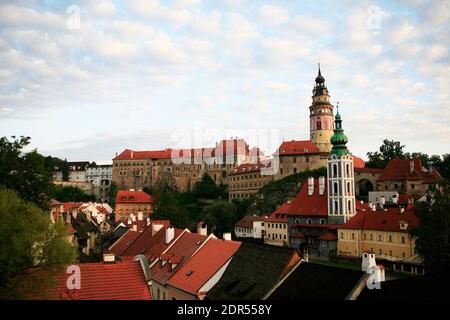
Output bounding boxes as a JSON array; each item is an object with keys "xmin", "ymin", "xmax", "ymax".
[
  {"xmin": 340, "ymin": 232, "xmax": 344, "ymax": 239},
  {"xmin": 334, "ymin": 182, "xmax": 338, "ymax": 195},
  {"xmin": 370, "ymin": 234, "xmax": 373, "ymax": 241},
  {"xmin": 389, "ymin": 250, "xmax": 393, "ymax": 256},
  {"xmin": 401, "ymin": 236, "xmax": 405, "ymax": 244},
  {"xmin": 333, "ymin": 164, "xmax": 338, "ymax": 177},
  {"xmin": 320, "ymin": 219, "xmax": 325, "ymax": 225},
  {"xmin": 307, "ymin": 218, "xmax": 312, "ymax": 224},
  {"xmin": 351, "ymin": 233, "xmax": 355, "ymax": 240},
  {"xmin": 388, "ymin": 235, "xmax": 392, "ymax": 242},
  {"xmin": 379, "ymin": 249, "xmax": 382, "ymax": 255},
  {"xmin": 378, "ymin": 234, "xmax": 382, "ymax": 242}
]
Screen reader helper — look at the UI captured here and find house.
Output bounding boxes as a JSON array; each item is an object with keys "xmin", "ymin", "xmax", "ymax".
[
  {"xmin": 234, "ymin": 215, "xmax": 268, "ymax": 239},
  {"xmin": 115, "ymin": 189, "xmax": 153, "ymax": 223},
  {"xmin": 22, "ymin": 256, "xmax": 152, "ymax": 300},
  {"xmin": 376, "ymin": 158, "xmax": 442, "ymax": 196},
  {"xmin": 150, "ymin": 230, "xmax": 210, "ymax": 300},
  {"xmin": 337, "ymin": 205, "xmax": 423, "ymax": 274},
  {"xmin": 206, "ymin": 242, "xmax": 301, "ymax": 300},
  {"xmin": 166, "ymin": 237, "xmax": 241, "ymax": 300},
  {"xmin": 264, "ymin": 202, "xmax": 290, "ymax": 246},
  {"xmin": 267, "ymin": 261, "xmax": 366, "ymax": 300}
]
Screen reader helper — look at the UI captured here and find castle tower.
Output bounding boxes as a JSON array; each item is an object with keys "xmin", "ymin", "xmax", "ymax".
[
  {"xmin": 309, "ymin": 64, "xmax": 334, "ymax": 153},
  {"xmin": 327, "ymin": 107, "xmax": 356, "ymax": 224}
]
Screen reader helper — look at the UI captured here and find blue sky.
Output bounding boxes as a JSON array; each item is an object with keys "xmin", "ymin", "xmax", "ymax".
[{"xmin": 0, "ymin": 0, "xmax": 449, "ymax": 163}]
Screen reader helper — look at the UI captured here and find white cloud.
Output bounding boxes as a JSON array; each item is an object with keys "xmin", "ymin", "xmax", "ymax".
[
  {"xmin": 259, "ymin": 5, "xmax": 289, "ymax": 25},
  {"xmin": 260, "ymin": 38, "xmax": 309, "ymax": 64},
  {"xmin": 292, "ymin": 15, "xmax": 330, "ymax": 34}
]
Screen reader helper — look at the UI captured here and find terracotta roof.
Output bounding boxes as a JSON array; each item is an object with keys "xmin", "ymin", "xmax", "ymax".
[
  {"xmin": 24, "ymin": 261, "xmax": 151, "ymax": 300},
  {"xmin": 339, "ymin": 206, "xmax": 419, "ymax": 232},
  {"xmin": 287, "ymin": 178, "xmax": 328, "ymax": 217},
  {"xmin": 353, "ymin": 156, "xmax": 365, "ymax": 169},
  {"xmin": 121, "ymin": 224, "xmax": 183, "ymax": 259},
  {"xmin": 267, "ymin": 202, "xmax": 291, "ymax": 222},
  {"xmin": 61, "ymin": 202, "xmax": 83, "ymax": 212},
  {"xmin": 378, "ymin": 158, "xmax": 441, "ymax": 183},
  {"xmin": 318, "ymin": 232, "xmax": 338, "ymax": 241},
  {"xmin": 234, "ymin": 215, "xmax": 268, "ymax": 228},
  {"xmin": 115, "ymin": 190, "xmax": 152, "ymax": 204},
  {"xmin": 151, "ymin": 232, "xmax": 208, "ymax": 285},
  {"xmin": 229, "ymin": 162, "xmax": 271, "ymax": 175},
  {"xmin": 356, "ymin": 201, "xmax": 371, "ymax": 211},
  {"xmin": 107, "ymin": 230, "xmax": 140, "ymax": 256},
  {"xmin": 167, "ymin": 238, "xmax": 241, "ymax": 295},
  {"xmin": 113, "ymin": 149, "xmax": 172, "ymax": 160},
  {"xmin": 273, "ymin": 140, "xmax": 320, "ymax": 156}
]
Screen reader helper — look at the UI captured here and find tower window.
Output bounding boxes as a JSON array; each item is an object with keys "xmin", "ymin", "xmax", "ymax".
[
  {"xmin": 334, "ymin": 201, "xmax": 339, "ymax": 213},
  {"xmin": 334, "ymin": 182, "xmax": 338, "ymax": 195},
  {"xmin": 333, "ymin": 164, "xmax": 337, "ymax": 177}
]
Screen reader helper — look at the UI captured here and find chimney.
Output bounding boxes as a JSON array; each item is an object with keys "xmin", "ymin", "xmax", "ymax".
[
  {"xmin": 138, "ymin": 212, "xmax": 143, "ymax": 221},
  {"xmin": 147, "ymin": 217, "xmax": 151, "ymax": 226},
  {"xmin": 131, "ymin": 151, "xmax": 134, "ymax": 159},
  {"xmin": 166, "ymin": 227, "xmax": 175, "ymax": 244},
  {"xmin": 409, "ymin": 160, "xmax": 414, "ymax": 173},
  {"xmin": 131, "ymin": 213, "xmax": 136, "ymax": 222},
  {"xmin": 400, "ymin": 207, "xmax": 405, "ymax": 214},
  {"xmin": 197, "ymin": 221, "xmax": 207, "ymax": 236},
  {"xmin": 103, "ymin": 253, "xmax": 115, "ymax": 264},
  {"xmin": 129, "ymin": 188, "xmax": 135, "ymax": 192},
  {"xmin": 392, "ymin": 195, "xmax": 398, "ymax": 204},
  {"xmin": 371, "ymin": 203, "xmax": 376, "ymax": 211},
  {"xmin": 380, "ymin": 196, "xmax": 385, "ymax": 209},
  {"xmin": 318, "ymin": 176, "xmax": 325, "ymax": 195},
  {"xmin": 308, "ymin": 177, "xmax": 314, "ymax": 196},
  {"xmin": 287, "ymin": 198, "xmax": 291, "ymax": 204},
  {"xmin": 152, "ymin": 223, "xmax": 164, "ymax": 236},
  {"xmin": 132, "ymin": 225, "xmax": 137, "ymax": 232},
  {"xmin": 223, "ymin": 233, "xmax": 232, "ymax": 241}
]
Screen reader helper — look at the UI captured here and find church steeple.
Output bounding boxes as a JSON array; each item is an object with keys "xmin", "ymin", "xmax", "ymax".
[{"xmin": 330, "ymin": 104, "xmax": 350, "ymax": 156}]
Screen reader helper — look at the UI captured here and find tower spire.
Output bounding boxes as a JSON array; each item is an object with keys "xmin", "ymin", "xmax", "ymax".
[{"xmin": 330, "ymin": 104, "xmax": 349, "ymax": 156}]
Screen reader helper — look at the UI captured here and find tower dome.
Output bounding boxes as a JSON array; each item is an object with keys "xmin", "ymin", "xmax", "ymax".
[{"xmin": 330, "ymin": 108, "xmax": 350, "ymax": 156}]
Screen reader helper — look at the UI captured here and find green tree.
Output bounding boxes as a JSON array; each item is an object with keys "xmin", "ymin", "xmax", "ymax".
[
  {"xmin": 412, "ymin": 185, "xmax": 450, "ymax": 275},
  {"xmin": 49, "ymin": 185, "xmax": 95, "ymax": 203},
  {"xmin": 107, "ymin": 181, "xmax": 119, "ymax": 206},
  {"xmin": 192, "ymin": 173, "xmax": 227, "ymax": 199},
  {"xmin": 152, "ymin": 190, "xmax": 189, "ymax": 228},
  {"xmin": 367, "ymin": 139, "xmax": 406, "ymax": 168},
  {"xmin": 203, "ymin": 201, "xmax": 237, "ymax": 237},
  {"xmin": 429, "ymin": 154, "xmax": 450, "ymax": 181},
  {"xmin": 0, "ymin": 188, "xmax": 77, "ymax": 299},
  {"xmin": 0, "ymin": 136, "xmax": 53, "ymax": 209}
]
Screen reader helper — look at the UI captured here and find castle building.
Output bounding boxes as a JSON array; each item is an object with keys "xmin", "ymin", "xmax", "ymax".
[
  {"xmin": 309, "ymin": 65, "xmax": 334, "ymax": 153},
  {"xmin": 327, "ymin": 109, "xmax": 357, "ymax": 224}
]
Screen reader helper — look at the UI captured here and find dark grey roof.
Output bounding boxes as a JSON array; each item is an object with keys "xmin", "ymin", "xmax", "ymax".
[
  {"xmin": 268, "ymin": 262, "xmax": 365, "ymax": 300},
  {"xmin": 206, "ymin": 242, "xmax": 299, "ymax": 300},
  {"xmin": 358, "ymin": 273, "xmax": 450, "ymax": 300}
]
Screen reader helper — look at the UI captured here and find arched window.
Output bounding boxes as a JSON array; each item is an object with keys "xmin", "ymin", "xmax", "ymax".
[
  {"xmin": 346, "ymin": 164, "xmax": 350, "ymax": 176},
  {"xmin": 333, "ymin": 164, "xmax": 338, "ymax": 177},
  {"xmin": 316, "ymin": 117, "xmax": 321, "ymax": 130},
  {"xmin": 307, "ymin": 218, "xmax": 312, "ymax": 224}
]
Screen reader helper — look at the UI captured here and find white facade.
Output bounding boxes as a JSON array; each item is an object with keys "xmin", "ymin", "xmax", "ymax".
[
  {"xmin": 327, "ymin": 153, "xmax": 356, "ymax": 224},
  {"xmin": 86, "ymin": 164, "xmax": 113, "ymax": 186}
]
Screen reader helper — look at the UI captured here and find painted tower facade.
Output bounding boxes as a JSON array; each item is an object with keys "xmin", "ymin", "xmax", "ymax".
[
  {"xmin": 309, "ymin": 65, "xmax": 334, "ymax": 153},
  {"xmin": 327, "ymin": 110, "xmax": 356, "ymax": 224}
]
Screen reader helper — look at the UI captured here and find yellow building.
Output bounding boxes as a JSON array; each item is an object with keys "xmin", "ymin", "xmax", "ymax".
[
  {"xmin": 338, "ymin": 206, "xmax": 419, "ymax": 264},
  {"xmin": 264, "ymin": 202, "xmax": 290, "ymax": 246},
  {"xmin": 228, "ymin": 162, "xmax": 274, "ymax": 200}
]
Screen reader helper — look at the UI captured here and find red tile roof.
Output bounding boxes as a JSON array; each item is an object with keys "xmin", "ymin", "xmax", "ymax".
[
  {"xmin": 378, "ymin": 158, "xmax": 441, "ymax": 183},
  {"xmin": 287, "ymin": 178, "xmax": 328, "ymax": 217},
  {"xmin": 229, "ymin": 162, "xmax": 271, "ymax": 175},
  {"xmin": 107, "ymin": 230, "xmax": 140, "ymax": 256},
  {"xmin": 151, "ymin": 232, "xmax": 208, "ymax": 285},
  {"xmin": 356, "ymin": 201, "xmax": 371, "ymax": 211},
  {"xmin": 267, "ymin": 202, "xmax": 291, "ymax": 222},
  {"xmin": 234, "ymin": 215, "xmax": 268, "ymax": 228},
  {"xmin": 115, "ymin": 190, "xmax": 152, "ymax": 204},
  {"xmin": 318, "ymin": 232, "xmax": 337, "ymax": 241},
  {"xmin": 339, "ymin": 206, "xmax": 419, "ymax": 232},
  {"xmin": 61, "ymin": 202, "xmax": 83, "ymax": 212},
  {"xmin": 25, "ymin": 261, "xmax": 151, "ymax": 300},
  {"xmin": 167, "ymin": 238, "xmax": 241, "ymax": 295},
  {"xmin": 353, "ymin": 156, "xmax": 365, "ymax": 169},
  {"xmin": 216, "ymin": 138, "xmax": 249, "ymax": 157},
  {"xmin": 273, "ymin": 140, "xmax": 320, "ymax": 156},
  {"xmin": 113, "ymin": 149, "xmax": 172, "ymax": 160},
  {"xmin": 121, "ymin": 224, "xmax": 183, "ymax": 259}
]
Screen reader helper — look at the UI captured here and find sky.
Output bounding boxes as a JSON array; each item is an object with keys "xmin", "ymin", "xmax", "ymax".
[{"xmin": 0, "ymin": 0, "xmax": 449, "ymax": 163}]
